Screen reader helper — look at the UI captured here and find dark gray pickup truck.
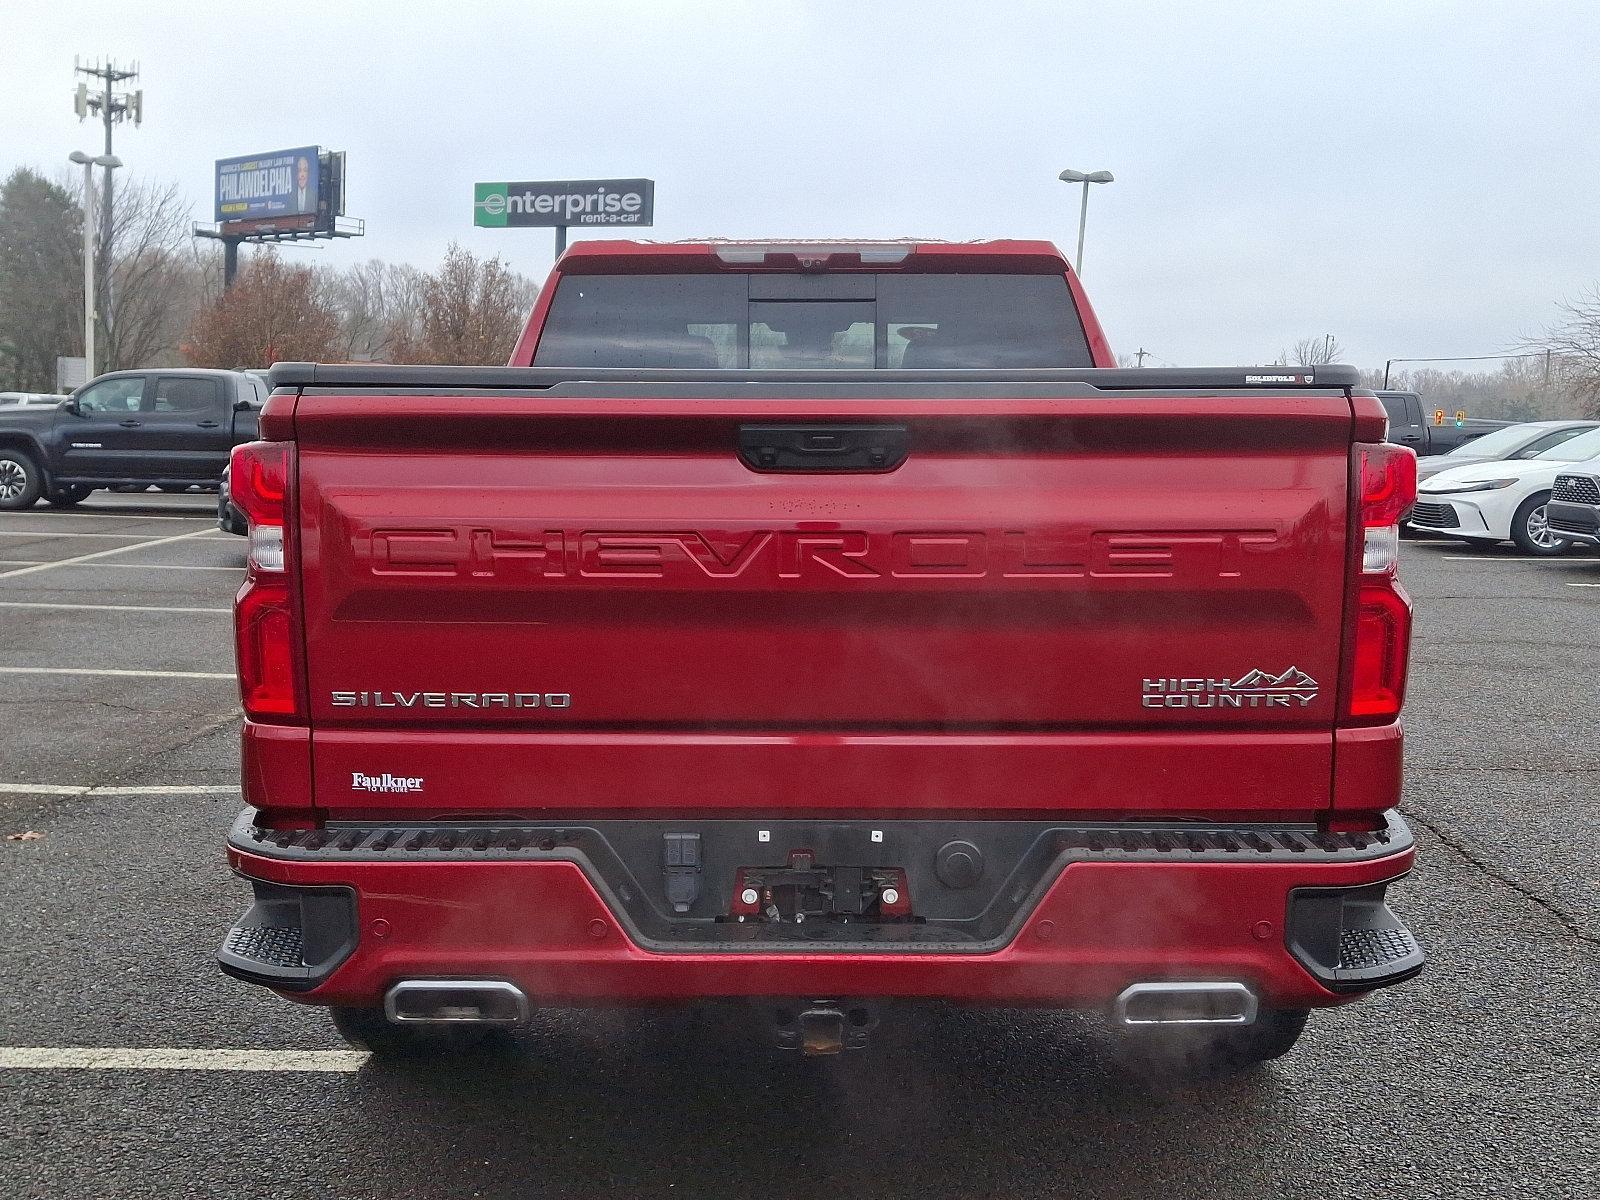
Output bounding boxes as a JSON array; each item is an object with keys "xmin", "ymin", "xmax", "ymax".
[
  {"xmin": 0, "ymin": 368, "xmax": 265, "ymax": 509},
  {"xmin": 1376, "ymin": 390, "xmax": 1509, "ymax": 456}
]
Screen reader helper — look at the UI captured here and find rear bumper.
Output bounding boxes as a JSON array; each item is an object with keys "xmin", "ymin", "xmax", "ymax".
[{"xmin": 221, "ymin": 810, "xmax": 1422, "ymax": 1010}]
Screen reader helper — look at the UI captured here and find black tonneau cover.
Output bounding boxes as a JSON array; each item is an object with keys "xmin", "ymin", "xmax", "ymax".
[{"xmin": 270, "ymin": 362, "xmax": 1363, "ymax": 394}]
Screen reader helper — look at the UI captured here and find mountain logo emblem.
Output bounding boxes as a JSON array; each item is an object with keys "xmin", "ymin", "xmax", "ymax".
[{"xmin": 1227, "ymin": 667, "xmax": 1318, "ymax": 691}]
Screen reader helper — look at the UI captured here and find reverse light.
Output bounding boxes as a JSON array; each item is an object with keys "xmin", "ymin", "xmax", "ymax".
[
  {"xmin": 1346, "ymin": 442, "xmax": 1415, "ymax": 724},
  {"xmin": 230, "ymin": 441, "xmax": 302, "ymax": 722}
]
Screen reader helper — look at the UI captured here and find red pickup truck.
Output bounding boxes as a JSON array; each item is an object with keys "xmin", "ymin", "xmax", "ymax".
[{"xmin": 220, "ymin": 239, "xmax": 1423, "ymax": 1068}]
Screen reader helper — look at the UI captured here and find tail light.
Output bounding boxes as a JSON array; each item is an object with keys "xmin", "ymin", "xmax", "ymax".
[
  {"xmin": 1344, "ymin": 442, "xmax": 1416, "ymax": 723},
  {"xmin": 231, "ymin": 441, "xmax": 303, "ymax": 722}
]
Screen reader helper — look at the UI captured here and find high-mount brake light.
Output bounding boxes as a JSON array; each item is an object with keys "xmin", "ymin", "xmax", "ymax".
[
  {"xmin": 1345, "ymin": 441, "xmax": 1416, "ymax": 723},
  {"xmin": 231, "ymin": 441, "xmax": 302, "ymax": 722},
  {"xmin": 711, "ymin": 243, "xmax": 913, "ymax": 267}
]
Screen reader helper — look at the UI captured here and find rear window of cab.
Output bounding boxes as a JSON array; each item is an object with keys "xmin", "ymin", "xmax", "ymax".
[{"xmin": 533, "ymin": 273, "xmax": 1093, "ymax": 370}]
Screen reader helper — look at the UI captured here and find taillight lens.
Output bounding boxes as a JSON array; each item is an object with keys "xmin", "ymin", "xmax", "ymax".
[
  {"xmin": 1358, "ymin": 442, "xmax": 1417, "ymax": 573},
  {"xmin": 1345, "ymin": 442, "xmax": 1416, "ymax": 723},
  {"xmin": 1349, "ymin": 579, "xmax": 1411, "ymax": 719},
  {"xmin": 231, "ymin": 441, "xmax": 302, "ymax": 722}
]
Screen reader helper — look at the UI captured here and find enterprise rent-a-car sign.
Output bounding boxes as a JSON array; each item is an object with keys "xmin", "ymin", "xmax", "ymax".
[
  {"xmin": 215, "ymin": 147, "xmax": 321, "ymax": 222},
  {"xmin": 474, "ymin": 178, "xmax": 654, "ymax": 228}
]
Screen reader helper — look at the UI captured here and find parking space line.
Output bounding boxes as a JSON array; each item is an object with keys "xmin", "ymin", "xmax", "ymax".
[
  {"xmin": 0, "ymin": 531, "xmax": 192, "ymax": 540},
  {"xmin": 0, "ymin": 527, "xmax": 215, "ymax": 580},
  {"xmin": 0, "ymin": 783, "xmax": 240, "ymax": 796},
  {"xmin": 0, "ymin": 601, "xmax": 230, "ymax": 615},
  {"xmin": 1438, "ymin": 555, "xmax": 1599, "ymax": 563},
  {"xmin": 1568, "ymin": 582, "xmax": 1600, "ymax": 588},
  {"xmin": 0, "ymin": 1048, "xmax": 369, "ymax": 1073},
  {"xmin": 0, "ymin": 513, "xmax": 214, "ymax": 523},
  {"xmin": 0, "ymin": 666, "xmax": 234, "ymax": 680},
  {"xmin": 0, "ymin": 560, "xmax": 242, "ymax": 572}
]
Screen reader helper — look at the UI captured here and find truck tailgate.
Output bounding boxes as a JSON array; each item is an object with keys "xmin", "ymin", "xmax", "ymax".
[{"xmin": 290, "ymin": 386, "xmax": 1354, "ymax": 819}]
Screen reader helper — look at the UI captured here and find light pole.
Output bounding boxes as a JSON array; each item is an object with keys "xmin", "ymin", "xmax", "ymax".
[
  {"xmin": 1057, "ymin": 168, "xmax": 1114, "ymax": 275},
  {"xmin": 68, "ymin": 150, "xmax": 121, "ymax": 379}
]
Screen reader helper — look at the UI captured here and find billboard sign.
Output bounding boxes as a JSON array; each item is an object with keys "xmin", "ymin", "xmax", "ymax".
[
  {"xmin": 215, "ymin": 147, "xmax": 321, "ymax": 223},
  {"xmin": 473, "ymin": 178, "xmax": 653, "ymax": 228}
]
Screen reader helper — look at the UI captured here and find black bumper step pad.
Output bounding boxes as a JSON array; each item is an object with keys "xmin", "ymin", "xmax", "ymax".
[
  {"xmin": 223, "ymin": 924, "xmax": 305, "ymax": 970},
  {"xmin": 216, "ymin": 880, "xmax": 358, "ymax": 992},
  {"xmin": 236, "ymin": 810, "xmax": 1409, "ymax": 865},
  {"xmin": 1287, "ymin": 880, "xmax": 1425, "ymax": 992}
]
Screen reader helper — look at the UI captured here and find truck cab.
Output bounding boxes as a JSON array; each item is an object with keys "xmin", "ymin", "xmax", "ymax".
[{"xmin": 1376, "ymin": 389, "xmax": 1506, "ymax": 456}]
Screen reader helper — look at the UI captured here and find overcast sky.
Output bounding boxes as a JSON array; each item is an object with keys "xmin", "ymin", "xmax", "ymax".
[{"xmin": 6, "ymin": 1, "xmax": 1598, "ymax": 368}]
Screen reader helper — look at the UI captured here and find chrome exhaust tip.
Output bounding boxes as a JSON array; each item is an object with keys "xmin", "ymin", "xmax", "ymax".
[
  {"xmin": 1113, "ymin": 981, "xmax": 1258, "ymax": 1027},
  {"xmin": 384, "ymin": 980, "xmax": 529, "ymax": 1026}
]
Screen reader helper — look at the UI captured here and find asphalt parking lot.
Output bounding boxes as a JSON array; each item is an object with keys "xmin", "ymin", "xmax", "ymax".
[{"xmin": 1, "ymin": 496, "xmax": 1597, "ymax": 1200}]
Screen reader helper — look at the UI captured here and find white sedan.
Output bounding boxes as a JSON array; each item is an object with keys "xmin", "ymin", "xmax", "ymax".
[{"xmin": 1408, "ymin": 427, "xmax": 1600, "ymax": 555}]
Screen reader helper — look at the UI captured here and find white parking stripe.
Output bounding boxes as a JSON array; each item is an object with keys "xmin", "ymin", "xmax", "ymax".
[
  {"xmin": 0, "ymin": 560, "xmax": 242, "ymax": 572},
  {"xmin": 0, "ymin": 527, "xmax": 214, "ymax": 579},
  {"xmin": 1438, "ymin": 555, "xmax": 1598, "ymax": 563},
  {"xmin": 1569, "ymin": 582, "xmax": 1600, "ymax": 588},
  {"xmin": 0, "ymin": 600, "xmax": 229, "ymax": 615},
  {"xmin": 0, "ymin": 666, "xmax": 234, "ymax": 680},
  {"xmin": 0, "ymin": 783, "xmax": 239, "ymax": 796},
  {"xmin": 0, "ymin": 1048, "xmax": 369, "ymax": 1073},
  {"xmin": 0, "ymin": 530, "xmax": 186, "ymax": 540},
  {"xmin": 0, "ymin": 513, "xmax": 214, "ymax": 523}
]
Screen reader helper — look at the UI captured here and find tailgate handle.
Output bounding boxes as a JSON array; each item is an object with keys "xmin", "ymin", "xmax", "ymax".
[{"xmin": 738, "ymin": 424, "xmax": 909, "ymax": 473}]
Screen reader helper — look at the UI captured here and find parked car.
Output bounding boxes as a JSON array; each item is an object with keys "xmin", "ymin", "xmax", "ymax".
[
  {"xmin": 1376, "ymin": 390, "xmax": 1509, "ymax": 456},
  {"xmin": 0, "ymin": 369, "xmax": 266, "ymax": 510},
  {"xmin": 1547, "ymin": 470, "xmax": 1600, "ymax": 548},
  {"xmin": 1408, "ymin": 426, "xmax": 1600, "ymax": 554},
  {"xmin": 219, "ymin": 238, "xmax": 1424, "ymax": 1069},
  {"xmin": 1416, "ymin": 420, "xmax": 1599, "ymax": 482}
]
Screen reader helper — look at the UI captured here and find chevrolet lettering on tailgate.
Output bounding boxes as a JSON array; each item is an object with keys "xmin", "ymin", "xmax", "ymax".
[{"xmin": 364, "ymin": 527, "xmax": 1281, "ymax": 582}]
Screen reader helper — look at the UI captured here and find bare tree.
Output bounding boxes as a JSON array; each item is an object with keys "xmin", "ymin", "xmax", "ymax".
[
  {"xmin": 1281, "ymin": 334, "xmax": 1345, "ymax": 367},
  {"xmin": 0, "ymin": 168, "xmax": 82, "ymax": 390},
  {"xmin": 319, "ymin": 259, "xmax": 427, "ymax": 361},
  {"xmin": 392, "ymin": 244, "xmax": 537, "ymax": 365},
  {"xmin": 100, "ymin": 176, "xmax": 212, "ymax": 372},
  {"xmin": 1528, "ymin": 286, "xmax": 1600, "ymax": 417},
  {"xmin": 182, "ymin": 250, "xmax": 341, "ymax": 368}
]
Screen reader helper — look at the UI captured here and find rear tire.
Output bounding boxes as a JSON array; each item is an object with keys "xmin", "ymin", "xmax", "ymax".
[
  {"xmin": 0, "ymin": 450, "xmax": 43, "ymax": 510},
  {"xmin": 1116, "ymin": 1006, "xmax": 1310, "ymax": 1075},
  {"xmin": 329, "ymin": 1006, "xmax": 500, "ymax": 1057},
  {"xmin": 1510, "ymin": 492, "xmax": 1569, "ymax": 556},
  {"xmin": 44, "ymin": 484, "xmax": 92, "ymax": 508}
]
